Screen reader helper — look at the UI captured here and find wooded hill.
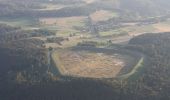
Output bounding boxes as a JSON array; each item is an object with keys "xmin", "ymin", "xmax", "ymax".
[
  {"xmin": 0, "ymin": 24, "xmax": 170, "ymax": 100},
  {"xmin": 0, "ymin": 0, "xmax": 170, "ymax": 18}
]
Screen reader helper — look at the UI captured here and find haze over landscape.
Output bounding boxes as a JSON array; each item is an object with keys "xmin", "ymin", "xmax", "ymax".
[{"xmin": 0, "ymin": 0, "xmax": 170, "ymax": 100}]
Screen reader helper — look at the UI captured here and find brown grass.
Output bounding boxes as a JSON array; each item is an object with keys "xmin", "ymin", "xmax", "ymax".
[
  {"xmin": 153, "ymin": 23, "xmax": 170, "ymax": 32},
  {"xmin": 83, "ymin": 0, "xmax": 96, "ymax": 4},
  {"xmin": 37, "ymin": 4, "xmax": 67, "ymax": 11},
  {"xmin": 90, "ymin": 10, "xmax": 116, "ymax": 22},
  {"xmin": 52, "ymin": 50, "xmax": 127, "ymax": 78},
  {"xmin": 39, "ymin": 16, "xmax": 86, "ymax": 28}
]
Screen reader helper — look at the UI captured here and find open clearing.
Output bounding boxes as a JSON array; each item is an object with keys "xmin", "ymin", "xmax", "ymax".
[
  {"xmin": 52, "ymin": 49, "xmax": 135, "ymax": 78},
  {"xmin": 39, "ymin": 16, "xmax": 87, "ymax": 34},
  {"xmin": 83, "ymin": 0, "xmax": 96, "ymax": 4},
  {"xmin": 122, "ymin": 21, "xmax": 170, "ymax": 36},
  {"xmin": 153, "ymin": 22, "xmax": 170, "ymax": 32},
  {"xmin": 39, "ymin": 16, "xmax": 87, "ymax": 28},
  {"xmin": 39, "ymin": 16, "xmax": 87, "ymax": 36},
  {"xmin": 100, "ymin": 29, "xmax": 128, "ymax": 37},
  {"xmin": 35, "ymin": 4, "xmax": 68, "ymax": 11},
  {"xmin": 124, "ymin": 25, "xmax": 157, "ymax": 36},
  {"xmin": 0, "ymin": 17, "xmax": 39, "ymax": 28},
  {"xmin": 90, "ymin": 10, "xmax": 117, "ymax": 22}
]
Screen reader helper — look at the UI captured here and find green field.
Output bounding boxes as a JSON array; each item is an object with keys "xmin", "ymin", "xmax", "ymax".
[{"xmin": 100, "ymin": 29, "xmax": 128, "ymax": 37}]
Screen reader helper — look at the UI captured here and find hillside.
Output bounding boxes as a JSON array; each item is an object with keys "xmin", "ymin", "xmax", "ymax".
[
  {"xmin": 0, "ymin": 0, "xmax": 170, "ymax": 18},
  {"xmin": 0, "ymin": 0, "xmax": 170, "ymax": 100},
  {"xmin": 119, "ymin": 0, "xmax": 170, "ymax": 17},
  {"xmin": 1, "ymin": 30, "xmax": 170, "ymax": 100}
]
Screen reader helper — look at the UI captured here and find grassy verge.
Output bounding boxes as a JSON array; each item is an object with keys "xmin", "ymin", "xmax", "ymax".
[
  {"xmin": 51, "ymin": 50, "xmax": 67, "ymax": 75},
  {"xmin": 118, "ymin": 57, "xmax": 144, "ymax": 80}
]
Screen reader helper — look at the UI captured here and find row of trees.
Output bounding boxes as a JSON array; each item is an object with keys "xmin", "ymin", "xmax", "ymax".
[{"xmin": 0, "ymin": 24, "xmax": 55, "ymax": 43}]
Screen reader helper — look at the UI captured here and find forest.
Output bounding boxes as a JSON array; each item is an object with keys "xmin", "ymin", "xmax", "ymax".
[
  {"xmin": 0, "ymin": 0, "xmax": 170, "ymax": 100},
  {"xmin": 0, "ymin": 23, "xmax": 170, "ymax": 100}
]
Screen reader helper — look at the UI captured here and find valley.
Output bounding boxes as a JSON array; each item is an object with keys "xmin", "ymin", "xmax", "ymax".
[
  {"xmin": 0, "ymin": 0, "xmax": 169, "ymax": 82},
  {"xmin": 1, "ymin": 0, "xmax": 170, "ymax": 100}
]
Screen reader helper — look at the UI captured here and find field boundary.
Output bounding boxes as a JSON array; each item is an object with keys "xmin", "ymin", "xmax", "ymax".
[{"xmin": 118, "ymin": 57, "xmax": 144, "ymax": 80}]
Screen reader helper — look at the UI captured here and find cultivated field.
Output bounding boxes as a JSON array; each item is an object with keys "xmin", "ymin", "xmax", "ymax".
[
  {"xmin": 99, "ymin": 29, "xmax": 128, "ymax": 37},
  {"xmin": 123, "ymin": 25, "xmax": 157, "ymax": 36},
  {"xmin": 83, "ymin": 0, "xmax": 96, "ymax": 4},
  {"xmin": 122, "ymin": 21, "xmax": 170, "ymax": 36},
  {"xmin": 153, "ymin": 22, "xmax": 170, "ymax": 32},
  {"xmin": 90, "ymin": 10, "xmax": 117, "ymax": 22},
  {"xmin": 52, "ymin": 49, "xmax": 135, "ymax": 78},
  {"xmin": 39, "ymin": 16, "xmax": 86, "ymax": 27},
  {"xmin": 39, "ymin": 16, "xmax": 87, "ymax": 35},
  {"xmin": 36, "ymin": 4, "xmax": 67, "ymax": 11}
]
